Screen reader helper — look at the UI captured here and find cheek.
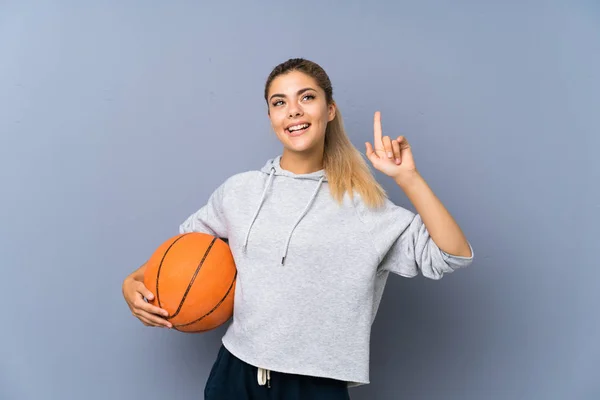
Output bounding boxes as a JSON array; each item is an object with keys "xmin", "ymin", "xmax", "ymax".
[
  {"xmin": 313, "ymin": 111, "xmax": 329, "ymax": 131},
  {"xmin": 268, "ymin": 113, "xmax": 283, "ymax": 131},
  {"xmin": 268, "ymin": 115, "xmax": 275, "ymax": 128},
  {"xmin": 316, "ymin": 105, "xmax": 330, "ymax": 122}
]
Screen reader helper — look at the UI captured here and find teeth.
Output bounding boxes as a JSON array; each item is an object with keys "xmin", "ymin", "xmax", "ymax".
[{"xmin": 288, "ymin": 123, "xmax": 309, "ymax": 132}]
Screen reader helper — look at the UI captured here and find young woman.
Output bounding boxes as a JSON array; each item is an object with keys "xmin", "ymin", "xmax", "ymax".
[{"xmin": 122, "ymin": 58, "xmax": 474, "ymax": 399}]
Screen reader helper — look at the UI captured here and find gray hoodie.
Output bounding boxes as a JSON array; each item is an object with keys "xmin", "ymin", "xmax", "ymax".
[{"xmin": 179, "ymin": 155, "xmax": 474, "ymax": 387}]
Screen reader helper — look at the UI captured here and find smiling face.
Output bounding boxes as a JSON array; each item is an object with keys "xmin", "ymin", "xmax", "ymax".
[{"xmin": 267, "ymin": 70, "xmax": 336, "ymax": 156}]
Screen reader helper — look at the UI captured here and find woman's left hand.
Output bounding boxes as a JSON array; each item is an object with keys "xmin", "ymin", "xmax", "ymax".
[{"xmin": 365, "ymin": 111, "xmax": 417, "ymax": 180}]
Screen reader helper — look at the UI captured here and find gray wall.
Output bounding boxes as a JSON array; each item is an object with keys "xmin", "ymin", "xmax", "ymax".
[{"xmin": 1, "ymin": 1, "xmax": 598, "ymax": 399}]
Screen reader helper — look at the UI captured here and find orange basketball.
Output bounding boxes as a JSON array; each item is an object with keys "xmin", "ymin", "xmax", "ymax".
[{"xmin": 143, "ymin": 232, "xmax": 237, "ymax": 333}]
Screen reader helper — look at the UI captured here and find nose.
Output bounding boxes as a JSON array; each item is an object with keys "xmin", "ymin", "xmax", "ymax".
[{"xmin": 287, "ymin": 103, "xmax": 303, "ymax": 118}]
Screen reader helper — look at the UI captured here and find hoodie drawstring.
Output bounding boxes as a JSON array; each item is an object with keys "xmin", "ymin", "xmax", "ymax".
[
  {"xmin": 242, "ymin": 168, "xmax": 324, "ymax": 267},
  {"xmin": 257, "ymin": 367, "xmax": 271, "ymax": 388},
  {"xmin": 281, "ymin": 175, "xmax": 324, "ymax": 265},
  {"xmin": 243, "ymin": 168, "xmax": 275, "ymax": 250}
]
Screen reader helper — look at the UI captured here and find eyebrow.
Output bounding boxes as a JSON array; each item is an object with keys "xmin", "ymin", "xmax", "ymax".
[{"xmin": 269, "ymin": 87, "xmax": 316, "ymax": 102}]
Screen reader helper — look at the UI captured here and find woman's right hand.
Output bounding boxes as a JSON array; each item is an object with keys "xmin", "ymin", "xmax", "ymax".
[{"xmin": 122, "ymin": 275, "xmax": 172, "ymax": 329}]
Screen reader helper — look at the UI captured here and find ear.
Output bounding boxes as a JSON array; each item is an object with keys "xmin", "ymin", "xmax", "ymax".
[{"xmin": 328, "ymin": 102, "xmax": 336, "ymax": 122}]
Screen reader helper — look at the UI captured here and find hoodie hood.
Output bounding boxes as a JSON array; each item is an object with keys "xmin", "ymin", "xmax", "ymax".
[
  {"xmin": 244, "ymin": 155, "xmax": 327, "ymax": 265},
  {"xmin": 259, "ymin": 155, "xmax": 328, "ymax": 182}
]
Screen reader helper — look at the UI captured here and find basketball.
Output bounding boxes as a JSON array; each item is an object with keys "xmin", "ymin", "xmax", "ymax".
[{"xmin": 143, "ymin": 232, "xmax": 237, "ymax": 333}]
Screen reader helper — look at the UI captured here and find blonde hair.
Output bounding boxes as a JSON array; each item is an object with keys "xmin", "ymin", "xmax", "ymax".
[{"xmin": 264, "ymin": 58, "xmax": 387, "ymax": 209}]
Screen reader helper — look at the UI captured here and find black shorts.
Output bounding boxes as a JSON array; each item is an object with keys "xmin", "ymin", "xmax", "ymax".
[{"xmin": 204, "ymin": 344, "xmax": 351, "ymax": 400}]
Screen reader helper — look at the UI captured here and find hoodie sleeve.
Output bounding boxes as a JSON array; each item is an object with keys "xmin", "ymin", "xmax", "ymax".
[
  {"xmin": 357, "ymin": 197, "xmax": 474, "ymax": 280},
  {"xmin": 178, "ymin": 180, "xmax": 229, "ymax": 240}
]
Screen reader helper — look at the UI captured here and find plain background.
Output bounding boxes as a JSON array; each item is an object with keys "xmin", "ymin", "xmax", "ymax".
[{"xmin": 1, "ymin": 1, "xmax": 598, "ymax": 399}]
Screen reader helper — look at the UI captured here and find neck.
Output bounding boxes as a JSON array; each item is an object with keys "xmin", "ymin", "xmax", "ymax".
[{"xmin": 280, "ymin": 148, "xmax": 324, "ymax": 174}]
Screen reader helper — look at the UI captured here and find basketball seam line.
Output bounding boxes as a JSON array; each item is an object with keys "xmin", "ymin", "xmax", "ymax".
[
  {"xmin": 155, "ymin": 233, "xmax": 189, "ymax": 309},
  {"xmin": 169, "ymin": 237, "xmax": 217, "ymax": 319},
  {"xmin": 174, "ymin": 270, "xmax": 237, "ymax": 328}
]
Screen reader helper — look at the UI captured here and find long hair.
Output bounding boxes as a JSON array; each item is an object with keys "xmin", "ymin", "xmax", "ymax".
[{"xmin": 264, "ymin": 58, "xmax": 387, "ymax": 209}]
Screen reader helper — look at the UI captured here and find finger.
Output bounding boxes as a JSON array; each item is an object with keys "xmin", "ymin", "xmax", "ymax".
[
  {"xmin": 139, "ymin": 315, "xmax": 170, "ymax": 328},
  {"xmin": 365, "ymin": 142, "xmax": 378, "ymax": 162},
  {"xmin": 397, "ymin": 135, "xmax": 409, "ymax": 150},
  {"xmin": 392, "ymin": 139, "xmax": 401, "ymax": 164},
  {"xmin": 135, "ymin": 283, "xmax": 169, "ymax": 316},
  {"xmin": 382, "ymin": 136, "xmax": 393, "ymax": 159},
  {"xmin": 135, "ymin": 281, "xmax": 155, "ymax": 301},
  {"xmin": 137, "ymin": 314, "xmax": 157, "ymax": 327},
  {"xmin": 373, "ymin": 111, "xmax": 383, "ymax": 150},
  {"xmin": 135, "ymin": 309, "xmax": 172, "ymax": 328},
  {"xmin": 134, "ymin": 297, "xmax": 170, "ymax": 318}
]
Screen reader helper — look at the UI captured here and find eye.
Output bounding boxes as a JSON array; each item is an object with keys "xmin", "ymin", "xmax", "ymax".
[
  {"xmin": 302, "ymin": 94, "xmax": 315, "ymax": 101},
  {"xmin": 272, "ymin": 99, "xmax": 284, "ymax": 107}
]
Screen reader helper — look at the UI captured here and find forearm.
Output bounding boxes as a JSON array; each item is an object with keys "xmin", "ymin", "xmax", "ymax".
[{"xmin": 395, "ymin": 172, "xmax": 472, "ymax": 257}]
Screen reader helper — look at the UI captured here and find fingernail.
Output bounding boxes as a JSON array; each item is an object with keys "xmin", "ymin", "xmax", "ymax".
[
  {"xmin": 396, "ymin": 158, "xmax": 401, "ymax": 164},
  {"xmin": 387, "ymin": 152, "xmax": 393, "ymax": 158}
]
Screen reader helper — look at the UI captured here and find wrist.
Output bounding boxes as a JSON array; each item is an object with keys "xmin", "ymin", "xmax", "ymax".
[
  {"xmin": 125, "ymin": 270, "xmax": 143, "ymax": 285},
  {"xmin": 394, "ymin": 169, "xmax": 422, "ymax": 189},
  {"xmin": 123, "ymin": 275, "xmax": 135, "ymax": 288}
]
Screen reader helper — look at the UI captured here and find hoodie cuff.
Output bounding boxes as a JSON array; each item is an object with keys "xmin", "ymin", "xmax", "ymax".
[{"xmin": 440, "ymin": 242, "xmax": 475, "ymax": 268}]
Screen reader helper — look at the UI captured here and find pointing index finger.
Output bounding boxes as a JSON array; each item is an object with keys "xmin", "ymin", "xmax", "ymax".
[{"xmin": 373, "ymin": 111, "xmax": 383, "ymax": 150}]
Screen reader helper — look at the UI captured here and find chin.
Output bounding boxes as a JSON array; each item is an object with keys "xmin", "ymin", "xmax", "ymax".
[
  {"xmin": 283, "ymin": 136, "xmax": 322, "ymax": 153},
  {"xmin": 284, "ymin": 144, "xmax": 313, "ymax": 154}
]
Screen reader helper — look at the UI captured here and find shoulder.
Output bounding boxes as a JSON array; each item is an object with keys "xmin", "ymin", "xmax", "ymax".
[
  {"xmin": 218, "ymin": 156, "xmax": 278, "ymax": 191},
  {"xmin": 349, "ymin": 191, "xmax": 415, "ymax": 226},
  {"xmin": 216, "ymin": 169, "xmax": 265, "ymax": 198},
  {"xmin": 224, "ymin": 169, "xmax": 264, "ymax": 186},
  {"xmin": 222, "ymin": 170, "xmax": 259, "ymax": 187}
]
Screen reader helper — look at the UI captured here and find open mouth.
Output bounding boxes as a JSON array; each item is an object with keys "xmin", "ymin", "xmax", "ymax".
[{"xmin": 286, "ymin": 123, "xmax": 311, "ymax": 137}]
